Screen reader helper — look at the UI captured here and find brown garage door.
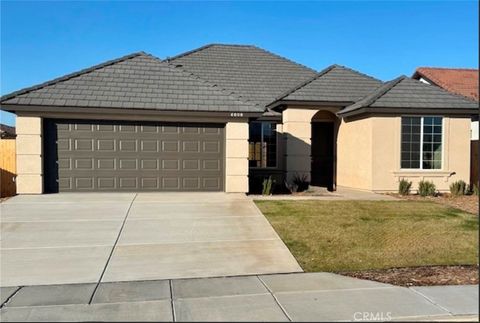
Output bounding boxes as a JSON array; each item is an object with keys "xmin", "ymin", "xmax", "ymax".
[{"xmin": 43, "ymin": 120, "xmax": 224, "ymax": 192}]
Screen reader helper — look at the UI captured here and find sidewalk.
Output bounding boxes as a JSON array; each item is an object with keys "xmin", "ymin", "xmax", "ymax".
[{"xmin": 1, "ymin": 272, "xmax": 478, "ymax": 322}]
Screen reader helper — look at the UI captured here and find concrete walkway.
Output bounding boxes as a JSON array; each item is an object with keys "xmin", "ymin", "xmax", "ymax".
[
  {"xmin": 1, "ymin": 273, "xmax": 477, "ymax": 322},
  {"xmin": 1, "ymin": 193, "xmax": 301, "ymax": 287}
]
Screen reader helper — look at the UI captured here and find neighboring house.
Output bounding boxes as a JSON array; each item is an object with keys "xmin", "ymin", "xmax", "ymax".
[
  {"xmin": 0, "ymin": 123, "xmax": 17, "ymax": 197},
  {"xmin": 0, "ymin": 124, "xmax": 16, "ymax": 139},
  {"xmin": 1, "ymin": 44, "xmax": 478, "ymax": 194},
  {"xmin": 412, "ymin": 67, "xmax": 479, "ymax": 140}
]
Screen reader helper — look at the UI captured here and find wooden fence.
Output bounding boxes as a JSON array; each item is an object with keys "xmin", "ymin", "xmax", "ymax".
[
  {"xmin": 472, "ymin": 140, "xmax": 479, "ymax": 188},
  {"xmin": 0, "ymin": 139, "xmax": 16, "ymax": 197}
]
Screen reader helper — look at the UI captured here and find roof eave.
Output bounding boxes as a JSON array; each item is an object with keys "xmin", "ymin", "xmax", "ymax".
[
  {"xmin": 338, "ymin": 106, "xmax": 479, "ymax": 118},
  {"xmin": 0, "ymin": 104, "xmax": 265, "ymax": 118}
]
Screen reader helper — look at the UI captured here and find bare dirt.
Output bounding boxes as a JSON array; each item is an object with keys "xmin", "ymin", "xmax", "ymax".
[
  {"xmin": 392, "ymin": 193, "xmax": 479, "ymax": 215},
  {"xmin": 341, "ymin": 265, "xmax": 479, "ymax": 287}
]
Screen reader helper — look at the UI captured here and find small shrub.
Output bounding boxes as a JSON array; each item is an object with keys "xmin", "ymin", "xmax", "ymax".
[
  {"xmin": 284, "ymin": 180, "xmax": 298, "ymax": 193},
  {"xmin": 292, "ymin": 173, "xmax": 310, "ymax": 192},
  {"xmin": 398, "ymin": 179, "xmax": 412, "ymax": 195},
  {"xmin": 262, "ymin": 176, "xmax": 276, "ymax": 195},
  {"xmin": 473, "ymin": 184, "xmax": 479, "ymax": 196},
  {"xmin": 418, "ymin": 180, "xmax": 436, "ymax": 197},
  {"xmin": 285, "ymin": 173, "xmax": 310, "ymax": 193},
  {"xmin": 449, "ymin": 180, "xmax": 467, "ymax": 196}
]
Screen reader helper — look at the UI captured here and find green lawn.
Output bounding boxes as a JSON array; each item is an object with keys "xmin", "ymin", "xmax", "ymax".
[{"xmin": 255, "ymin": 200, "xmax": 479, "ymax": 272}]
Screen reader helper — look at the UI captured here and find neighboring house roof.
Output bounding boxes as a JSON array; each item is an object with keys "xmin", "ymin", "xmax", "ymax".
[
  {"xmin": 0, "ymin": 52, "xmax": 262, "ymax": 114},
  {"xmin": 0, "ymin": 124, "xmax": 16, "ymax": 139},
  {"xmin": 269, "ymin": 64, "xmax": 382, "ymax": 106},
  {"xmin": 339, "ymin": 76, "xmax": 479, "ymax": 116},
  {"xmin": 412, "ymin": 67, "xmax": 479, "ymax": 101},
  {"xmin": 169, "ymin": 44, "xmax": 317, "ymax": 107}
]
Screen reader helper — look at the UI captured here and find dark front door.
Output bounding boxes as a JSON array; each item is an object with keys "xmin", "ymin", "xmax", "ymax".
[
  {"xmin": 43, "ymin": 119, "xmax": 225, "ymax": 192},
  {"xmin": 311, "ymin": 122, "xmax": 334, "ymax": 190}
]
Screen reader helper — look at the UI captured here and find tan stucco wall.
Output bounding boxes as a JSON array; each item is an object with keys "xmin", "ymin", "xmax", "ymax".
[
  {"xmin": 281, "ymin": 108, "xmax": 471, "ymax": 193},
  {"xmin": 336, "ymin": 117, "xmax": 373, "ymax": 190},
  {"xmin": 282, "ymin": 108, "xmax": 317, "ymax": 182},
  {"xmin": 15, "ymin": 116, "xmax": 43, "ymax": 194},
  {"xmin": 225, "ymin": 120, "xmax": 249, "ymax": 193},
  {"xmin": 370, "ymin": 116, "xmax": 471, "ymax": 192}
]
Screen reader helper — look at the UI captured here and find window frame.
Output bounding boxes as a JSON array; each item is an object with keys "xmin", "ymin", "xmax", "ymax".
[
  {"xmin": 248, "ymin": 121, "xmax": 278, "ymax": 169},
  {"xmin": 400, "ymin": 115, "xmax": 445, "ymax": 171}
]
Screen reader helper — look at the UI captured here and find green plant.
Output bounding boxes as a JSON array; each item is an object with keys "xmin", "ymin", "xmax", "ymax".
[
  {"xmin": 262, "ymin": 176, "xmax": 276, "ymax": 195},
  {"xmin": 284, "ymin": 180, "xmax": 298, "ymax": 193},
  {"xmin": 418, "ymin": 180, "xmax": 436, "ymax": 197},
  {"xmin": 284, "ymin": 173, "xmax": 310, "ymax": 194},
  {"xmin": 449, "ymin": 180, "xmax": 467, "ymax": 196},
  {"xmin": 292, "ymin": 173, "xmax": 310, "ymax": 192},
  {"xmin": 473, "ymin": 184, "xmax": 479, "ymax": 196},
  {"xmin": 398, "ymin": 179, "xmax": 412, "ymax": 195}
]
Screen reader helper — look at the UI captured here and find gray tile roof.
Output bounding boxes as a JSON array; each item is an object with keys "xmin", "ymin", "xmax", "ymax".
[
  {"xmin": 340, "ymin": 76, "xmax": 479, "ymax": 115},
  {"xmin": 2, "ymin": 44, "xmax": 477, "ymax": 118},
  {"xmin": 1, "ymin": 52, "xmax": 262, "ymax": 113},
  {"xmin": 271, "ymin": 65, "xmax": 383, "ymax": 104},
  {"xmin": 170, "ymin": 44, "xmax": 317, "ymax": 107}
]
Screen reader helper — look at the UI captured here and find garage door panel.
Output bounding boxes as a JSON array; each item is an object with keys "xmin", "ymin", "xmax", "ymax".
[{"xmin": 44, "ymin": 120, "xmax": 224, "ymax": 192}]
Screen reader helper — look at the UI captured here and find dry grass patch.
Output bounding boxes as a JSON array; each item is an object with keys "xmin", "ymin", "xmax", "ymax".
[
  {"xmin": 255, "ymin": 200, "xmax": 478, "ymax": 272},
  {"xmin": 391, "ymin": 193, "xmax": 479, "ymax": 215}
]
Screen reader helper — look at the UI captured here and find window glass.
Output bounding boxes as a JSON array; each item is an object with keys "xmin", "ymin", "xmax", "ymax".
[
  {"xmin": 401, "ymin": 117, "xmax": 421, "ymax": 168},
  {"xmin": 401, "ymin": 116, "xmax": 442, "ymax": 170},
  {"xmin": 422, "ymin": 116, "xmax": 442, "ymax": 169},
  {"xmin": 248, "ymin": 122, "xmax": 277, "ymax": 168}
]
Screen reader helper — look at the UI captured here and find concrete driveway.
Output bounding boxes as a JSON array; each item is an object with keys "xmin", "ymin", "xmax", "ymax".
[{"xmin": 0, "ymin": 193, "xmax": 301, "ymax": 287}]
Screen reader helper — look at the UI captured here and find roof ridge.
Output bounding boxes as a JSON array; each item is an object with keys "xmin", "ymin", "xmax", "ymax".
[
  {"xmin": 168, "ymin": 43, "xmax": 317, "ymax": 75},
  {"xmin": 267, "ymin": 64, "xmax": 383, "ymax": 107},
  {"xmin": 1, "ymin": 52, "xmax": 146, "ymax": 102},
  {"xmin": 144, "ymin": 52, "xmax": 261, "ymax": 110},
  {"xmin": 338, "ymin": 75, "xmax": 406, "ymax": 114},
  {"xmin": 413, "ymin": 67, "xmax": 479, "ymax": 101},
  {"xmin": 407, "ymin": 75, "xmax": 479, "ymax": 103},
  {"xmin": 249, "ymin": 45, "xmax": 317, "ymax": 74},
  {"xmin": 166, "ymin": 44, "xmax": 257, "ymax": 62},
  {"xmin": 358, "ymin": 75, "xmax": 406, "ymax": 107},
  {"xmin": 334, "ymin": 64, "xmax": 383, "ymax": 83},
  {"xmin": 269, "ymin": 64, "xmax": 338, "ymax": 104},
  {"xmin": 417, "ymin": 67, "xmax": 479, "ymax": 71},
  {"xmin": 165, "ymin": 44, "xmax": 217, "ymax": 61}
]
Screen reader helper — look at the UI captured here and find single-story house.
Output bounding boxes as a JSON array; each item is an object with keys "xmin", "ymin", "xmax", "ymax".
[
  {"xmin": 0, "ymin": 124, "xmax": 16, "ymax": 139},
  {"xmin": 1, "ymin": 44, "xmax": 478, "ymax": 194},
  {"xmin": 412, "ymin": 67, "xmax": 479, "ymax": 141}
]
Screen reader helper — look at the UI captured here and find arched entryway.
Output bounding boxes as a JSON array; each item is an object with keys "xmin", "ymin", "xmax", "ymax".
[{"xmin": 311, "ymin": 110, "xmax": 338, "ymax": 191}]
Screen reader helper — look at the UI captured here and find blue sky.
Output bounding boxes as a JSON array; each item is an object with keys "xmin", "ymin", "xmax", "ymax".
[{"xmin": 1, "ymin": 1, "xmax": 478, "ymax": 126}]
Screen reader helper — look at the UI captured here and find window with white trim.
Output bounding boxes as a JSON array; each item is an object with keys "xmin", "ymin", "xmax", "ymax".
[{"xmin": 401, "ymin": 116, "xmax": 442, "ymax": 169}]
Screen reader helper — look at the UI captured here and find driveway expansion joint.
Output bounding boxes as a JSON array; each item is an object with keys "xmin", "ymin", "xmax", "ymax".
[
  {"xmin": 88, "ymin": 193, "xmax": 138, "ymax": 304},
  {"xmin": 257, "ymin": 275, "xmax": 292, "ymax": 322},
  {"xmin": 409, "ymin": 287, "xmax": 455, "ymax": 315},
  {"xmin": 0, "ymin": 287, "xmax": 22, "ymax": 309},
  {"xmin": 169, "ymin": 280, "xmax": 176, "ymax": 322}
]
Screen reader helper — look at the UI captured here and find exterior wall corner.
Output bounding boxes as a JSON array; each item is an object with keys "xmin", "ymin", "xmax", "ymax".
[
  {"xmin": 15, "ymin": 116, "xmax": 43, "ymax": 194},
  {"xmin": 225, "ymin": 120, "xmax": 249, "ymax": 193}
]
